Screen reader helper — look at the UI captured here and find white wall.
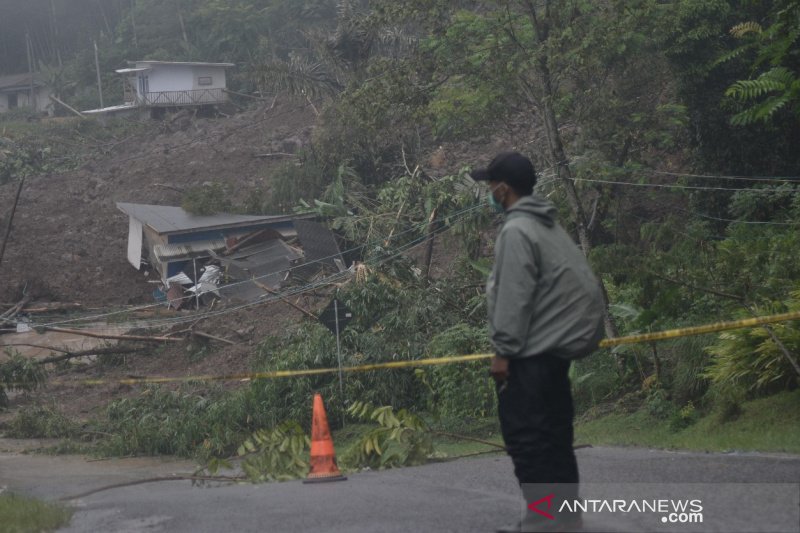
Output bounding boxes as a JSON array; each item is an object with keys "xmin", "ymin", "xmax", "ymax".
[
  {"xmin": 144, "ymin": 64, "xmax": 195, "ymax": 93},
  {"xmin": 132, "ymin": 63, "xmax": 228, "ymax": 94},
  {"xmin": 191, "ymin": 66, "xmax": 227, "ymax": 90},
  {"xmin": 0, "ymin": 87, "xmax": 54, "ymax": 115}
]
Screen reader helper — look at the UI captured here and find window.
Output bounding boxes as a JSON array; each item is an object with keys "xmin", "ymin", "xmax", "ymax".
[{"xmin": 198, "ymin": 76, "xmax": 213, "ymax": 86}]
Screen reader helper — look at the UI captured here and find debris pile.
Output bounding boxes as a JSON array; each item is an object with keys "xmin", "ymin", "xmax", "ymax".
[{"xmin": 116, "ymin": 203, "xmax": 347, "ymax": 311}]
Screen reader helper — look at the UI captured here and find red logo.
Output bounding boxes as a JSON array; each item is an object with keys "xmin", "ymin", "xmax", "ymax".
[{"xmin": 527, "ymin": 493, "xmax": 556, "ymax": 520}]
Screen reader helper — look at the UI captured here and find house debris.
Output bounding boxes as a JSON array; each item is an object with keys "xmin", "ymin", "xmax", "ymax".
[{"xmin": 117, "ymin": 203, "xmax": 345, "ymax": 307}]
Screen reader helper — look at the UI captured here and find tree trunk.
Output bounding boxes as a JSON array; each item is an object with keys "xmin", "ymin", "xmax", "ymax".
[
  {"xmin": 175, "ymin": 0, "xmax": 189, "ymax": 44},
  {"xmin": 520, "ymin": 1, "xmax": 621, "ymax": 370},
  {"xmin": 532, "ymin": 56, "xmax": 620, "ymax": 342},
  {"xmin": 422, "ymin": 207, "xmax": 439, "ymax": 280}
]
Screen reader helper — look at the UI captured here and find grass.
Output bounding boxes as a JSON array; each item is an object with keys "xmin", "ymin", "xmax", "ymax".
[
  {"xmin": 0, "ymin": 492, "xmax": 72, "ymax": 533},
  {"xmin": 575, "ymin": 389, "xmax": 800, "ymax": 454}
]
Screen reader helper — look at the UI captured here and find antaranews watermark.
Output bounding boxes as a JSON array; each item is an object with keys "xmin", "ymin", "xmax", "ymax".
[{"xmin": 520, "ymin": 483, "xmax": 798, "ymax": 532}]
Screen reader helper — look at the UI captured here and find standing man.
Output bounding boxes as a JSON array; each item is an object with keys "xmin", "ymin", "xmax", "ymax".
[{"xmin": 471, "ymin": 152, "xmax": 604, "ymax": 533}]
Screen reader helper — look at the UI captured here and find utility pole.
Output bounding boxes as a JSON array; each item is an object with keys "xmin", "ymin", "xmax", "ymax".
[
  {"xmin": 0, "ymin": 177, "xmax": 25, "ymax": 272},
  {"xmin": 94, "ymin": 39, "xmax": 104, "ymax": 108},
  {"xmin": 26, "ymin": 31, "xmax": 36, "ymax": 111},
  {"xmin": 130, "ymin": 0, "xmax": 139, "ymax": 49},
  {"xmin": 50, "ymin": 0, "xmax": 62, "ymax": 67},
  {"xmin": 175, "ymin": 0, "xmax": 189, "ymax": 44}
]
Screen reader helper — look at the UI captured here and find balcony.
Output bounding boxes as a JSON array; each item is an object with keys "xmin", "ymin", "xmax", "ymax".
[{"xmin": 138, "ymin": 88, "xmax": 226, "ymax": 107}]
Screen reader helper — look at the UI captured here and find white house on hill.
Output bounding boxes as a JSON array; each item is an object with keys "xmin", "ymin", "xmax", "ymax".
[{"xmin": 116, "ymin": 61, "xmax": 234, "ymax": 108}]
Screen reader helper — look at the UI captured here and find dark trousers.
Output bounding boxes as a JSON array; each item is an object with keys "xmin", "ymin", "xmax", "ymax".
[{"xmin": 497, "ymin": 353, "xmax": 579, "ymax": 518}]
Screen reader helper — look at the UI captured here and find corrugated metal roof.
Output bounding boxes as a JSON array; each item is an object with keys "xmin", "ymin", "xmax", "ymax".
[
  {"xmin": 0, "ymin": 73, "xmax": 44, "ymax": 91},
  {"xmin": 115, "ymin": 67, "xmax": 151, "ymax": 74},
  {"xmin": 132, "ymin": 61, "xmax": 235, "ymax": 68},
  {"xmin": 294, "ymin": 220, "xmax": 345, "ymax": 279},
  {"xmin": 153, "ymin": 240, "xmax": 227, "ymax": 262},
  {"xmin": 116, "ymin": 203, "xmax": 300, "ymax": 235}
]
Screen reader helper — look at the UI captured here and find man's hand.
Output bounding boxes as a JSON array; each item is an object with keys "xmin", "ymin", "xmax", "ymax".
[{"xmin": 490, "ymin": 355, "xmax": 510, "ymax": 384}]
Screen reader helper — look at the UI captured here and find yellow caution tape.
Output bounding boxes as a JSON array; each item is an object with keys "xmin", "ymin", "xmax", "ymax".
[
  {"xmin": 598, "ymin": 310, "xmax": 800, "ymax": 348},
  {"xmin": 76, "ymin": 353, "xmax": 493, "ymax": 386},
  {"xmin": 44, "ymin": 310, "xmax": 800, "ymax": 387}
]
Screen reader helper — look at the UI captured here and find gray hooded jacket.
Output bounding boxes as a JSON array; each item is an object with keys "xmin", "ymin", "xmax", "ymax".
[{"xmin": 487, "ymin": 195, "xmax": 605, "ymax": 359}]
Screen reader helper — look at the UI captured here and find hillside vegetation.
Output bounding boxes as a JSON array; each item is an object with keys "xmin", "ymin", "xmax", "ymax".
[{"xmin": 0, "ymin": 1, "xmax": 798, "ymax": 469}]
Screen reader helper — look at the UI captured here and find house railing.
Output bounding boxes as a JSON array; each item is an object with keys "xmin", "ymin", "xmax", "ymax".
[{"xmin": 139, "ymin": 88, "xmax": 226, "ymax": 107}]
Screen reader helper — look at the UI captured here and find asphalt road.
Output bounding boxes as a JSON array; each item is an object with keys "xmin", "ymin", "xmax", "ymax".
[{"xmin": 1, "ymin": 441, "xmax": 798, "ymax": 533}]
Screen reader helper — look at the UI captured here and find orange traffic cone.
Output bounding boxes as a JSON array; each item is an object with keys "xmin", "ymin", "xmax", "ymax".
[{"xmin": 303, "ymin": 393, "xmax": 347, "ymax": 483}]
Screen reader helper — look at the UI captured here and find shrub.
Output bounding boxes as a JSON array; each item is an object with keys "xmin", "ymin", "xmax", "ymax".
[
  {"xmin": 0, "ymin": 351, "xmax": 47, "ymax": 408},
  {"xmin": 98, "ymin": 385, "xmax": 251, "ymax": 459},
  {"xmin": 6, "ymin": 405, "xmax": 78, "ymax": 439}
]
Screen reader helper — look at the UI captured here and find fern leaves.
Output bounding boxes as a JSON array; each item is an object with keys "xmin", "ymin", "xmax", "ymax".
[
  {"xmin": 722, "ymin": 1, "xmax": 800, "ymax": 125},
  {"xmin": 726, "ymin": 67, "xmax": 799, "ymax": 125},
  {"xmin": 729, "ymin": 21, "xmax": 763, "ymax": 39}
]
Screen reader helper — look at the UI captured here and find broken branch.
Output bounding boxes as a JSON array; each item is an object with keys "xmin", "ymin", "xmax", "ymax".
[
  {"xmin": 43, "ymin": 327, "xmax": 183, "ymax": 343},
  {"xmin": 252, "ymin": 280, "xmax": 318, "ymax": 320}
]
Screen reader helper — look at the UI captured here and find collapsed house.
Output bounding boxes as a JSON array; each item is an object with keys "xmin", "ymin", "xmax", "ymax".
[{"xmin": 116, "ymin": 202, "xmax": 345, "ymax": 308}]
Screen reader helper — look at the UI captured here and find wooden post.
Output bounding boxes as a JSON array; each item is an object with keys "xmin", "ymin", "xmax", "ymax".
[
  {"xmin": 49, "ymin": 95, "xmax": 85, "ymax": 118},
  {"xmin": 94, "ymin": 40, "xmax": 104, "ymax": 108}
]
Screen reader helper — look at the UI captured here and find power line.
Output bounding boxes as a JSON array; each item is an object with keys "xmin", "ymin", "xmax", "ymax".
[
  {"xmin": 644, "ymin": 169, "xmax": 800, "ymax": 183},
  {"xmin": 571, "ymin": 177, "xmax": 800, "ymax": 193}
]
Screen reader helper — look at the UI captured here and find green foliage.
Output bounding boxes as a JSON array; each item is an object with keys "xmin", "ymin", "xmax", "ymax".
[
  {"xmin": 703, "ymin": 298, "xmax": 800, "ymax": 395},
  {"xmin": 181, "ymin": 182, "xmax": 233, "ymax": 215},
  {"xmin": 417, "ymin": 323, "xmax": 493, "ymax": 420},
  {"xmin": 0, "ymin": 351, "xmax": 47, "ymax": 408},
  {"xmin": 0, "ymin": 141, "xmax": 50, "ymax": 185},
  {"xmin": 722, "ymin": 1, "xmax": 800, "ymax": 125},
  {"xmin": 342, "ymin": 401, "xmax": 433, "ymax": 469},
  {"xmin": 6, "ymin": 405, "xmax": 79, "ymax": 439},
  {"xmin": 645, "ymin": 387, "xmax": 675, "ymax": 420},
  {"xmin": 98, "ymin": 385, "xmax": 251, "ymax": 459},
  {"xmin": 235, "ymin": 421, "xmax": 310, "ymax": 482},
  {"xmin": 669, "ymin": 401, "xmax": 698, "ymax": 431},
  {"xmin": 428, "ymin": 83, "xmax": 505, "ymax": 140},
  {"xmin": 266, "ymin": 153, "xmax": 327, "ymax": 213},
  {"xmin": 570, "ymin": 350, "xmax": 621, "ymax": 413}
]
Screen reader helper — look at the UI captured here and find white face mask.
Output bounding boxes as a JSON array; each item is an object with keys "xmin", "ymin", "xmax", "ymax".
[{"xmin": 488, "ymin": 183, "xmax": 506, "ymax": 213}]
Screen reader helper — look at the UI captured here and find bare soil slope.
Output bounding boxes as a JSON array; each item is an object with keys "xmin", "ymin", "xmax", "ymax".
[{"xmin": 0, "ymin": 101, "xmax": 316, "ymax": 306}]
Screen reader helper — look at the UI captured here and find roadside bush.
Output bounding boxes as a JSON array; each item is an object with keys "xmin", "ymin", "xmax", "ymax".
[
  {"xmin": 6, "ymin": 405, "xmax": 78, "ymax": 439},
  {"xmin": 570, "ymin": 350, "xmax": 620, "ymax": 414},
  {"xmin": 703, "ymin": 298, "xmax": 800, "ymax": 396},
  {"xmin": 666, "ymin": 336, "xmax": 713, "ymax": 405},
  {"xmin": 645, "ymin": 387, "xmax": 675, "ymax": 420},
  {"xmin": 419, "ymin": 323, "xmax": 494, "ymax": 421},
  {"xmin": 0, "ymin": 351, "xmax": 47, "ymax": 408},
  {"xmin": 98, "ymin": 385, "xmax": 251, "ymax": 459},
  {"xmin": 668, "ymin": 401, "xmax": 697, "ymax": 431}
]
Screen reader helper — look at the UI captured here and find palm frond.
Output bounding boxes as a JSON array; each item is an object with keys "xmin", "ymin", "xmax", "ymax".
[
  {"xmin": 730, "ymin": 21, "xmax": 762, "ymax": 39},
  {"xmin": 251, "ymin": 54, "xmax": 344, "ymax": 99}
]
